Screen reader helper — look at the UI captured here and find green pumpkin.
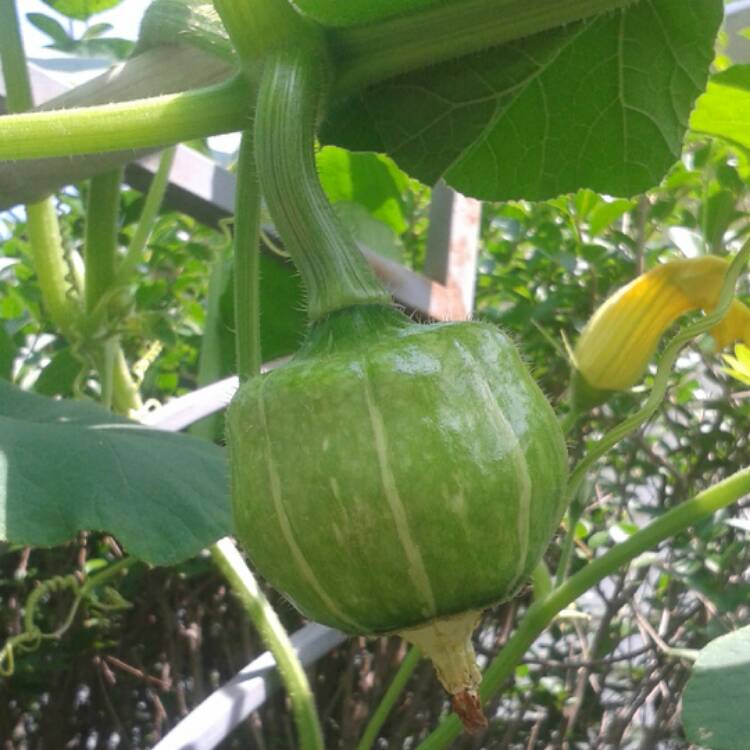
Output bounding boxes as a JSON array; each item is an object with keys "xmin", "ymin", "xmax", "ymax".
[{"xmin": 227, "ymin": 304, "xmax": 567, "ymax": 721}]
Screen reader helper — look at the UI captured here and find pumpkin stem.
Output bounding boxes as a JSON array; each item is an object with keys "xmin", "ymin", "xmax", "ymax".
[
  {"xmin": 398, "ymin": 610, "xmax": 487, "ymax": 734},
  {"xmin": 254, "ymin": 47, "xmax": 392, "ymax": 321}
]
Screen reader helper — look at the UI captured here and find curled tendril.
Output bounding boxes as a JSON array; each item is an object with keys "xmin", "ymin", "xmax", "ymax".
[
  {"xmin": 217, "ymin": 216, "xmax": 235, "ymax": 248},
  {"xmin": 0, "ymin": 558, "xmax": 133, "ymax": 677},
  {"xmin": 566, "ymin": 240, "xmax": 750, "ymax": 506},
  {"xmin": 261, "ymin": 227, "xmax": 290, "ymax": 259},
  {"xmin": 23, "ymin": 573, "xmax": 79, "ymax": 634}
]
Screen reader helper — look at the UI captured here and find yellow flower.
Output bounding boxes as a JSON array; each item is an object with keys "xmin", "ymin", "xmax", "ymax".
[{"xmin": 572, "ymin": 256, "xmax": 750, "ymax": 407}]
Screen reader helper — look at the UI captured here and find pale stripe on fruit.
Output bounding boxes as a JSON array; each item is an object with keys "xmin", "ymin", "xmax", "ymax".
[
  {"xmin": 363, "ymin": 379, "xmax": 437, "ymax": 618},
  {"xmin": 475, "ymin": 373, "xmax": 532, "ymax": 582},
  {"xmin": 257, "ymin": 392, "xmax": 364, "ymax": 632}
]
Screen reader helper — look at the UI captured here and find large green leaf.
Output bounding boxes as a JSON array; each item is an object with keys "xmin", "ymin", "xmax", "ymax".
[
  {"xmin": 318, "ymin": 146, "xmax": 410, "ymax": 235},
  {"xmin": 321, "ymin": 0, "xmax": 722, "ymax": 200},
  {"xmin": 40, "ymin": 0, "xmax": 124, "ymax": 21},
  {"xmin": 334, "ymin": 202, "xmax": 405, "ymax": 263},
  {"xmin": 691, "ymin": 65, "xmax": 750, "ymax": 152},
  {"xmin": 682, "ymin": 626, "xmax": 750, "ymax": 749},
  {"xmin": 292, "ymin": 0, "xmax": 451, "ymax": 28},
  {"xmin": 0, "ymin": 382, "xmax": 231, "ymax": 565}
]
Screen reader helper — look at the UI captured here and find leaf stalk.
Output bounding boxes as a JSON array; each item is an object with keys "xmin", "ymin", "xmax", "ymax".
[
  {"xmin": 233, "ymin": 132, "xmax": 263, "ymax": 382},
  {"xmin": 211, "ymin": 539, "xmax": 325, "ymax": 750},
  {"xmin": 254, "ymin": 49, "xmax": 391, "ymax": 319}
]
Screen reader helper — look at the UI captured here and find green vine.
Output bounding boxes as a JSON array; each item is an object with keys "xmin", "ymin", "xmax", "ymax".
[
  {"xmin": 0, "ymin": 0, "xmax": 33, "ymax": 113},
  {"xmin": 355, "ymin": 646, "xmax": 422, "ymax": 750},
  {"xmin": 0, "ymin": 0, "xmax": 81, "ymax": 341},
  {"xmin": 0, "ymin": 558, "xmax": 133, "ymax": 678},
  {"xmin": 117, "ymin": 147, "xmax": 177, "ymax": 286},
  {"xmin": 233, "ymin": 132, "xmax": 263, "ymax": 382},
  {"xmin": 0, "ymin": 76, "xmax": 252, "ymax": 160},
  {"xmin": 211, "ymin": 540, "xmax": 325, "ymax": 750}
]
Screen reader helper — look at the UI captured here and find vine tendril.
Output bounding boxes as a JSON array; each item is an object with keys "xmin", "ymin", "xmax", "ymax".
[{"xmin": 0, "ymin": 558, "xmax": 134, "ymax": 677}]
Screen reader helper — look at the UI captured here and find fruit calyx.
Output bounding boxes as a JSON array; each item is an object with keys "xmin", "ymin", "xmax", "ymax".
[{"xmin": 398, "ymin": 610, "xmax": 488, "ymax": 733}]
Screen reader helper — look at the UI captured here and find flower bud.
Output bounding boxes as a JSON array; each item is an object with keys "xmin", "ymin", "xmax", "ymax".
[{"xmin": 572, "ymin": 256, "xmax": 750, "ymax": 409}]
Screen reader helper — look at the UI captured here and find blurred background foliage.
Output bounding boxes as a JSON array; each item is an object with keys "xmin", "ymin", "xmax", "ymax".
[{"xmin": 2, "ymin": 2, "xmax": 750, "ymax": 749}]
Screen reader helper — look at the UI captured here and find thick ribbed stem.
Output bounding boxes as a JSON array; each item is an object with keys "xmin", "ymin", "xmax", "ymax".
[
  {"xmin": 255, "ymin": 49, "xmax": 391, "ymax": 320},
  {"xmin": 331, "ymin": 0, "xmax": 637, "ymax": 95},
  {"xmin": 84, "ymin": 170, "xmax": 121, "ymax": 315},
  {"xmin": 233, "ymin": 132, "xmax": 262, "ymax": 381},
  {"xmin": 213, "ymin": 0, "xmax": 318, "ymax": 81}
]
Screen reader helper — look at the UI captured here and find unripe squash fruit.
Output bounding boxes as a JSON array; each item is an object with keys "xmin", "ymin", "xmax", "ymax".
[{"xmin": 227, "ymin": 304, "xmax": 567, "ymax": 728}]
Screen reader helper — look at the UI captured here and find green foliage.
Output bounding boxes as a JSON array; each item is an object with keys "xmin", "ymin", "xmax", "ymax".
[
  {"xmin": 322, "ymin": 0, "xmax": 722, "ymax": 200},
  {"xmin": 0, "ymin": 381, "xmax": 231, "ymax": 564},
  {"xmin": 334, "ymin": 201, "xmax": 405, "ymax": 262},
  {"xmin": 39, "ymin": 0, "xmax": 125, "ymax": 22},
  {"xmin": 692, "ymin": 64, "xmax": 750, "ymax": 152},
  {"xmin": 683, "ymin": 626, "xmax": 750, "ymax": 750},
  {"xmin": 318, "ymin": 146, "xmax": 410, "ymax": 236},
  {"xmin": 26, "ymin": 12, "xmax": 134, "ymax": 59},
  {"xmin": 2, "ymin": 137, "xmax": 749, "ymax": 745},
  {"xmin": 723, "ymin": 343, "xmax": 750, "ymax": 385}
]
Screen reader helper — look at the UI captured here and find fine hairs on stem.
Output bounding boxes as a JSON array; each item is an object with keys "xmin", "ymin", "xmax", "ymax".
[
  {"xmin": 253, "ymin": 47, "xmax": 390, "ymax": 319},
  {"xmin": 210, "ymin": 540, "xmax": 325, "ymax": 750}
]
